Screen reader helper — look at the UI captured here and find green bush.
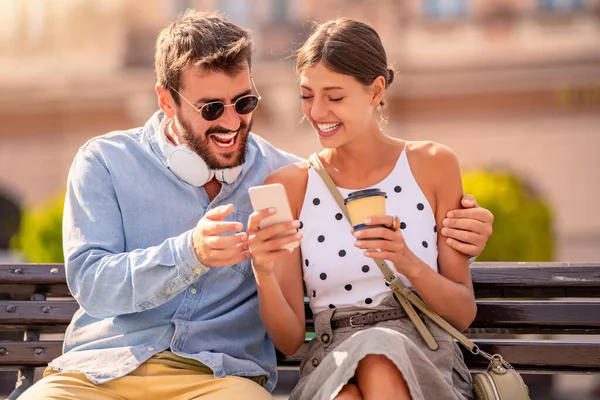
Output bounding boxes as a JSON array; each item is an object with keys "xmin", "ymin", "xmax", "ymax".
[
  {"xmin": 10, "ymin": 193, "xmax": 65, "ymax": 263},
  {"xmin": 462, "ymin": 169, "xmax": 554, "ymax": 262}
]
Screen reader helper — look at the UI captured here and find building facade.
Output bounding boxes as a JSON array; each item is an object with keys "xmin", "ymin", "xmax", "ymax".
[{"xmin": 1, "ymin": 0, "xmax": 599, "ymax": 262}]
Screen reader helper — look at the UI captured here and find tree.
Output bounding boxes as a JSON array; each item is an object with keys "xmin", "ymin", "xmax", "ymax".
[{"xmin": 10, "ymin": 193, "xmax": 64, "ymax": 263}]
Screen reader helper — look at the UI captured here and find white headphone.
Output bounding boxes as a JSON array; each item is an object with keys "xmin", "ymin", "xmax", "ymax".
[{"xmin": 158, "ymin": 117, "xmax": 243, "ymax": 187}]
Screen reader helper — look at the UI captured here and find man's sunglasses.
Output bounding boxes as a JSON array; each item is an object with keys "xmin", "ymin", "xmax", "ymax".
[{"xmin": 170, "ymin": 79, "xmax": 261, "ymax": 122}]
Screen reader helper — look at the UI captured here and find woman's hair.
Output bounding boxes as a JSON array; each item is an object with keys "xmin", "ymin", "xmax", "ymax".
[{"xmin": 295, "ymin": 18, "xmax": 395, "ymax": 107}]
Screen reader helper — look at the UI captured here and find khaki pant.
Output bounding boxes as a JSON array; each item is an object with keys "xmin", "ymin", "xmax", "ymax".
[{"xmin": 19, "ymin": 363, "xmax": 273, "ymax": 400}]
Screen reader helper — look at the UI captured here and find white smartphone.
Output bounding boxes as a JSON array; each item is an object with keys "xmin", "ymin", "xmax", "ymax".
[{"xmin": 248, "ymin": 183, "xmax": 300, "ymax": 250}]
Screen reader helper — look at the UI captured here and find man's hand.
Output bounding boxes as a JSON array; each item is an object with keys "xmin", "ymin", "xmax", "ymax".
[
  {"xmin": 441, "ymin": 194, "xmax": 494, "ymax": 257},
  {"xmin": 192, "ymin": 204, "xmax": 249, "ymax": 267}
]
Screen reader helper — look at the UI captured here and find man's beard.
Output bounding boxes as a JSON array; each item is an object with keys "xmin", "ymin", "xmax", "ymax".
[{"xmin": 173, "ymin": 114, "xmax": 251, "ymax": 170}]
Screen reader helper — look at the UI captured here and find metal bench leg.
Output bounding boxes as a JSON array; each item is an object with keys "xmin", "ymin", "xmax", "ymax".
[
  {"xmin": 7, "ymin": 292, "xmax": 46, "ymax": 399},
  {"xmin": 7, "ymin": 367, "xmax": 35, "ymax": 400}
]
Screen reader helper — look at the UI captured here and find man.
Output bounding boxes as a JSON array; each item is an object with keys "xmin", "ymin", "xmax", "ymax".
[{"xmin": 20, "ymin": 10, "xmax": 493, "ymax": 399}]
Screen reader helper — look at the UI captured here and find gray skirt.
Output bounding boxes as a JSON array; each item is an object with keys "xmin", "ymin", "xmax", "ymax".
[{"xmin": 289, "ymin": 295, "xmax": 474, "ymax": 400}]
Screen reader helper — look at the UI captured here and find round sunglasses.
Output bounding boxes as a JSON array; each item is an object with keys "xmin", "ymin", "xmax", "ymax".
[{"xmin": 171, "ymin": 83, "xmax": 261, "ymax": 121}]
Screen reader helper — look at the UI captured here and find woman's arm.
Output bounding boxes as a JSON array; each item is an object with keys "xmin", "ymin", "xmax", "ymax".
[
  {"xmin": 248, "ymin": 164, "xmax": 309, "ymax": 355},
  {"xmin": 404, "ymin": 144, "xmax": 477, "ymax": 331}
]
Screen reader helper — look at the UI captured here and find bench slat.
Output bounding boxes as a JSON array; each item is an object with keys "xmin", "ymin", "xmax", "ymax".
[
  {"xmin": 0, "ymin": 301, "xmax": 79, "ymax": 324},
  {"xmin": 2, "ymin": 339, "xmax": 598, "ymax": 374},
  {"xmin": 470, "ymin": 262, "xmax": 600, "ymax": 287},
  {"xmin": 2, "ymin": 262, "xmax": 598, "ymax": 287},
  {"xmin": 470, "ymin": 262, "xmax": 600, "ymax": 284},
  {"xmin": 474, "ymin": 287, "xmax": 600, "ymax": 298},
  {"xmin": 461, "ymin": 339, "xmax": 600, "ymax": 373},
  {"xmin": 303, "ymin": 300, "xmax": 600, "ymax": 333},
  {"xmin": 473, "ymin": 301, "xmax": 600, "ymax": 329},
  {"xmin": 2, "ymin": 299, "xmax": 597, "ymax": 332},
  {"xmin": 0, "ymin": 341, "xmax": 62, "ymax": 366},
  {"xmin": 0, "ymin": 325, "xmax": 69, "ymax": 334},
  {"xmin": 2, "ymin": 263, "xmax": 598, "ymax": 299},
  {"xmin": 0, "ymin": 265, "xmax": 65, "ymax": 285},
  {"xmin": 279, "ymin": 339, "xmax": 600, "ymax": 373},
  {"xmin": 0, "ymin": 284, "xmax": 72, "ymax": 299}
]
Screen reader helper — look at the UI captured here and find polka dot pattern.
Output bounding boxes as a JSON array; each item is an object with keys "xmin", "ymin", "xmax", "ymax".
[{"xmin": 299, "ymin": 149, "xmax": 439, "ymax": 315}]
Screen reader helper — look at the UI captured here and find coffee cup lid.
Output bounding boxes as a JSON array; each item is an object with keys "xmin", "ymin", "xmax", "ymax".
[{"xmin": 344, "ymin": 188, "xmax": 387, "ymax": 205}]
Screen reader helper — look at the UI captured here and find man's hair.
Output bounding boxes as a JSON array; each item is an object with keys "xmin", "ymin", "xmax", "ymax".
[{"xmin": 155, "ymin": 10, "xmax": 253, "ymax": 105}]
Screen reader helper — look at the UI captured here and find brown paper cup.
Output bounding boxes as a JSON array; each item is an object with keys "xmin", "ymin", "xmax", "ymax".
[{"xmin": 344, "ymin": 188, "xmax": 388, "ymax": 231}]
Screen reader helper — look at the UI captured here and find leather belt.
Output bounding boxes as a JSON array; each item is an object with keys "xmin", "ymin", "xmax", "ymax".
[{"xmin": 331, "ymin": 309, "xmax": 405, "ymax": 330}]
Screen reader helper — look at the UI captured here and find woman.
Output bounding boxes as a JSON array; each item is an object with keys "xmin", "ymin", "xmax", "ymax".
[{"xmin": 247, "ymin": 19, "xmax": 478, "ymax": 400}]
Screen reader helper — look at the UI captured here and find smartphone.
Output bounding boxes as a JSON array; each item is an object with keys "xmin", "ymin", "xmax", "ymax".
[{"xmin": 248, "ymin": 183, "xmax": 300, "ymax": 250}]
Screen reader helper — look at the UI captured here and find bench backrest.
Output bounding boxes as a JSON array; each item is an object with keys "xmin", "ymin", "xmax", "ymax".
[{"xmin": 1, "ymin": 262, "xmax": 599, "ymax": 374}]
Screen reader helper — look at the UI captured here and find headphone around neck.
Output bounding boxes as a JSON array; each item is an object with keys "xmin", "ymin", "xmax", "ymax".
[{"xmin": 159, "ymin": 118, "xmax": 243, "ymax": 187}]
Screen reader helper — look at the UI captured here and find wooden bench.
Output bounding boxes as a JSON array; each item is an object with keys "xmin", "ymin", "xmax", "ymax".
[{"xmin": 1, "ymin": 262, "xmax": 599, "ymax": 399}]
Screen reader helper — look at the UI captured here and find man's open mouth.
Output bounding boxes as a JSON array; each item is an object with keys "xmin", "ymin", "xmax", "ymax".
[{"xmin": 210, "ymin": 132, "xmax": 238, "ymax": 148}]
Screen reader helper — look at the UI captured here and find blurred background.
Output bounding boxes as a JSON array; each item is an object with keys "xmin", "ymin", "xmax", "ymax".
[{"xmin": 0, "ymin": 0, "xmax": 599, "ymax": 399}]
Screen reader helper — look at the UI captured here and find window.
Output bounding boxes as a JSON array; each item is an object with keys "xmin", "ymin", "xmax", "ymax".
[
  {"xmin": 424, "ymin": 0, "xmax": 468, "ymax": 19},
  {"xmin": 0, "ymin": 0, "xmax": 46, "ymax": 46},
  {"xmin": 217, "ymin": 0, "xmax": 251, "ymax": 26},
  {"xmin": 0, "ymin": 0, "xmax": 21, "ymax": 44},
  {"xmin": 26, "ymin": 0, "xmax": 45, "ymax": 44},
  {"xmin": 271, "ymin": 0, "xmax": 291, "ymax": 23},
  {"xmin": 164, "ymin": 0, "xmax": 197, "ymax": 19},
  {"xmin": 539, "ymin": 0, "xmax": 585, "ymax": 11}
]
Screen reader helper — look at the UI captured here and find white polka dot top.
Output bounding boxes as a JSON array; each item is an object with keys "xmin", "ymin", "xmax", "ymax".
[{"xmin": 299, "ymin": 148, "xmax": 439, "ymax": 316}]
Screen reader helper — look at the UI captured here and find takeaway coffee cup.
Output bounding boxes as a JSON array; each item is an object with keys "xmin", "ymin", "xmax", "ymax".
[{"xmin": 344, "ymin": 188, "xmax": 388, "ymax": 231}]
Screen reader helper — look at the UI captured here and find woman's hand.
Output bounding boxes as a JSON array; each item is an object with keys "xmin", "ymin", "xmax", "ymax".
[
  {"xmin": 353, "ymin": 215, "xmax": 425, "ymax": 278},
  {"xmin": 247, "ymin": 208, "xmax": 303, "ymax": 276}
]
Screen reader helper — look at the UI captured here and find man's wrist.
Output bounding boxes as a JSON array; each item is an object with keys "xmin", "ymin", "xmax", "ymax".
[{"xmin": 176, "ymin": 229, "xmax": 209, "ymax": 277}]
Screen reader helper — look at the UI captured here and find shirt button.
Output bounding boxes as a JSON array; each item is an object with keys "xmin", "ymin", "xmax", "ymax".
[
  {"xmin": 147, "ymin": 346, "xmax": 154, "ymax": 352},
  {"xmin": 311, "ymin": 358, "xmax": 320, "ymax": 367},
  {"xmin": 194, "ymin": 268, "xmax": 202, "ymax": 275},
  {"xmin": 321, "ymin": 334, "xmax": 330, "ymax": 344},
  {"xmin": 190, "ymin": 288, "xmax": 197, "ymax": 295},
  {"xmin": 165, "ymin": 288, "xmax": 172, "ymax": 294}
]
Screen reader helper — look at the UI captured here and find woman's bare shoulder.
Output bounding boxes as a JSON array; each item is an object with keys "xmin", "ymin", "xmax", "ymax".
[
  {"xmin": 405, "ymin": 140, "xmax": 459, "ymax": 171},
  {"xmin": 265, "ymin": 161, "xmax": 310, "ymax": 186},
  {"xmin": 406, "ymin": 140, "xmax": 456, "ymax": 160}
]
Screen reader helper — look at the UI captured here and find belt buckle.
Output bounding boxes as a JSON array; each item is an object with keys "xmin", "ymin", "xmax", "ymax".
[{"xmin": 349, "ymin": 315, "xmax": 364, "ymax": 328}]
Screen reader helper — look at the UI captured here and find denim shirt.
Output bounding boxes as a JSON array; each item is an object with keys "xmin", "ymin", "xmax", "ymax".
[{"xmin": 51, "ymin": 111, "xmax": 301, "ymax": 392}]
